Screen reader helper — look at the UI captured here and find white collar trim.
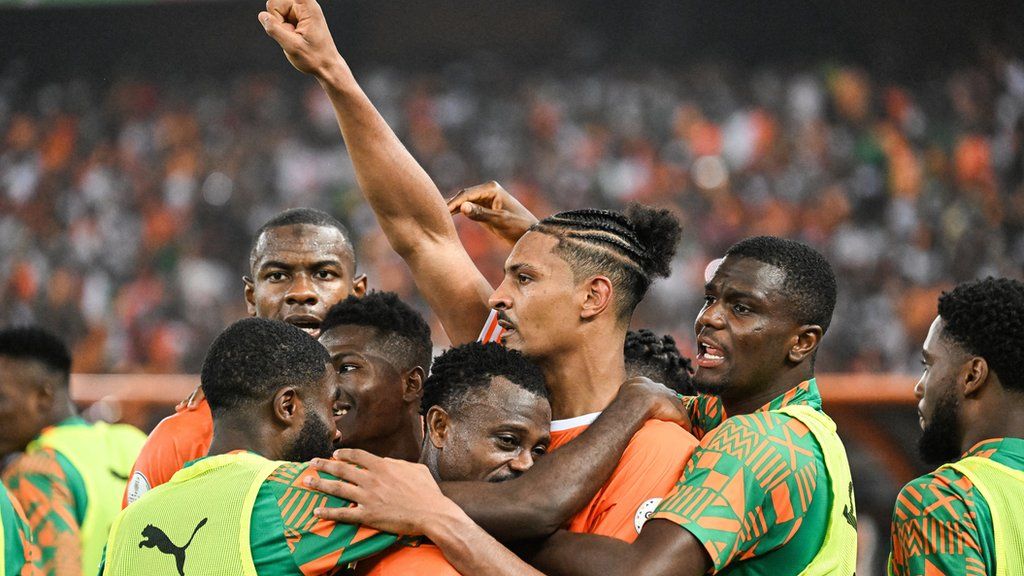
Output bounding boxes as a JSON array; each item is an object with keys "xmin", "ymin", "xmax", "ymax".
[{"xmin": 550, "ymin": 411, "xmax": 603, "ymax": 432}]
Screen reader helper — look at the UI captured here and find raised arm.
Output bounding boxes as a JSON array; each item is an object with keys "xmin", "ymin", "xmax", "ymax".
[
  {"xmin": 259, "ymin": 0, "xmax": 492, "ymax": 344},
  {"xmin": 311, "ymin": 378, "xmax": 689, "ymax": 541}
]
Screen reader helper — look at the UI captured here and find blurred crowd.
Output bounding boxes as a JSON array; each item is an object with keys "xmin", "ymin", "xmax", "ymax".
[{"xmin": 1, "ymin": 48, "xmax": 1023, "ymax": 374}]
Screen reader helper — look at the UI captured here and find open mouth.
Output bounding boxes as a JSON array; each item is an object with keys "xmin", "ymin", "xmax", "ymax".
[
  {"xmin": 285, "ymin": 315, "xmax": 322, "ymax": 338},
  {"xmin": 334, "ymin": 403, "xmax": 352, "ymax": 419},
  {"xmin": 497, "ymin": 318, "xmax": 517, "ymax": 338},
  {"xmin": 696, "ymin": 338, "xmax": 726, "ymax": 368}
]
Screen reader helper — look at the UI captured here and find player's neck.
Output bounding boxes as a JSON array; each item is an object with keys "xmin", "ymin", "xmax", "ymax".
[
  {"xmin": 356, "ymin": 422, "xmax": 423, "ymax": 463},
  {"xmin": 962, "ymin": 394, "xmax": 1024, "ymax": 455},
  {"xmin": 542, "ymin": 340, "xmax": 626, "ymax": 420},
  {"xmin": 722, "ymin": 369, "xmax": 813, "ymax": 416},
  {"xmin": 207, "ymin": 418, "xmax": 279, "ymax": 460}
]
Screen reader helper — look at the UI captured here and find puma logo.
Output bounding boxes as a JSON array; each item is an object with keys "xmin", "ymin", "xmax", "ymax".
[{"xmin": 139, "ymin": 518, "xmax": 208, "ymax": 576}]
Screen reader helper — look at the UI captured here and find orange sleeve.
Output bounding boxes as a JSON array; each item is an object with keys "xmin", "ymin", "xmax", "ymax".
[
  {"xmin": 122, "ymin": 400, "xmax": 214, "ymax": 507},
  {"xmin": 358, "ymin": 543, "xmax": 460, "ymax": 576},
  {"xmin": 567, "ymin": 420, "xmax": 698, "ymax": 542}
]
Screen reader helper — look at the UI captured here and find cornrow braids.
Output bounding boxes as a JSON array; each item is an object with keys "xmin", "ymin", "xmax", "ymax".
[
  {"xmin": 624, "ymin": 329, "xmax": 695, "ymax": 395},
  {"xmin": 531, "ymin": 204, "xmax": 681, "ymax": 319}
]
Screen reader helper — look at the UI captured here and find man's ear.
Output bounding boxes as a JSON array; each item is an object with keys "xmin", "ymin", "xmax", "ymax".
[
  {"xmin": 351, "ymin": 273, "xmax": 368, "ymax": 298},
  {"xmin": 787, "ymin": 325, "xmax": 823, "ymax": 364},
  {"xmin": 425, "ymin": 406, "xmax": 450, "ymax": 449},
  {"xmin": 272, "ymin": 387, "xmax": 300, "ymax": 426},
  {"xmin": 402, "ymin": 366, "xmax": 425, "ymax": 403},
  {"xmin": 961, "ymin": 356, "xmax": 990, "ymax": 398},
  {"xmin": 580, "ymin": 276, "xmax": 614, "ymax": 320},
  {"xmin": 243, "ymin": 276, "xmax": 257, "ymax": 317}
]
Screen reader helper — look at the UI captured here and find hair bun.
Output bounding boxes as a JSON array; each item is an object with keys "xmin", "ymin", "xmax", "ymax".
[{"xmin": 625, "ymin": 204, "xmax": 681, "ymax": 278}]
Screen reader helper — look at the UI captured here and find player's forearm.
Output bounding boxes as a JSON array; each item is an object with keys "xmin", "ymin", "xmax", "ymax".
[
  {"xmin": 315, "ymin": 60, "xmax": 494, "ymax": 345},
  {"xmin": 443, "ymin": 388, "xmax": 658, "ymax": 540},
  {"xmin": 531, "ymin": 522, "xmax": 707, "ymax": 576},
  {"xmin": 426, "ymin": 502, "xmax": 546, "ymax": 576},
  {"xmin": 315, "ymin": 60, "xmax": 456, "ymax": 257}
]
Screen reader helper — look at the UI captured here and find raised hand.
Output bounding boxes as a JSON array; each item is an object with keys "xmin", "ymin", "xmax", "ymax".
[
  {"xmin": 258, "ymin": 0, "xmax": 344, "ymax": 78},
  {"xmin": 446, "ymin": 181, "xmax": 539, "ymax": 248}
]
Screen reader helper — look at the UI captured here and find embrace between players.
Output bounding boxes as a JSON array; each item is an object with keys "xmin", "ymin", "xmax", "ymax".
[{"xmin": 93, "ymin": 0, "xmax": 1024, "ymax": 575}]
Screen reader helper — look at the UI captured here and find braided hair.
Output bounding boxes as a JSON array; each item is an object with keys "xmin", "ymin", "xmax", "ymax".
[{"xmin": 530, "ymin": 204, "xmax": 682, "ymax": 318}]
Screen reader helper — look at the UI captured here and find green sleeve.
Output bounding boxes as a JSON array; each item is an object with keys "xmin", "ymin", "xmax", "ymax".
[
  {"xmin": 651, "ymin": 412, "xmax": 828, "ymax": 572},
  {"xmin": 250, "ymin": 462, "xmax": 398, "ymax": 575}
]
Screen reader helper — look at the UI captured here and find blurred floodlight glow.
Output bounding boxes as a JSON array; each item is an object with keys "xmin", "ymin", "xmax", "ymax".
[
  {"xmin": 692, "ymin": 155, "xmax": 728, "ymax": 190},
  {"xmin": 202, "ymin": 172, "xmax": 233, "ymax": 206}
]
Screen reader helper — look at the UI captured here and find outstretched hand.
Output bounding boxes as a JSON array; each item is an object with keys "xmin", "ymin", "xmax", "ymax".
[
  {"xmin": 305, "ymin": 449, "xmax": 462, "ymax": 535},
  {"xmin": 446, "ymin": 181, "xmax": 539, "ymax": 248},
  {"xmin": 258, "ymin": 0, "xmax": 344, "ymax": 78}
]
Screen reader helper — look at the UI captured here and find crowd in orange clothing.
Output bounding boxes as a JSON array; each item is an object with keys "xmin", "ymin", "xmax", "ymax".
[{"xmin": 2, "ymin": 49, "xmax": 1023, "ymax": 374}]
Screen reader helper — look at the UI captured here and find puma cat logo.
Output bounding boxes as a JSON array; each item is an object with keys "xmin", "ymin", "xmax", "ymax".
[{"xmin": 139, "ymin": 518, "xmax": 208, "ymax": 576}]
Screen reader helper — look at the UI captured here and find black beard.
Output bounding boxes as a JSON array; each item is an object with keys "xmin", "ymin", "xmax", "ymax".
[
  {"xmin": 282, "ymin": 412, "xmax": 335, "ymax": 463},
  {"xmin": 691, "ymin": 373, "xmax": 730, "ymax": 397},
  {"xmin": 918, "ymin": 388, "xmax": 963, "ymax": 466}
]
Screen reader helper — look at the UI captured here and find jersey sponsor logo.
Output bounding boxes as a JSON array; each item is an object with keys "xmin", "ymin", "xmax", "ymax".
[
  {"xmin": 634, "ymin": 497, "xmax": 663, "ymax": 534},
  {"xmin": 127, "ymin": 471, "xmax": 152, "ymax": 505},
  {"xmin": 138, "ymin": 518, "xmax": 208, "ymax": 576}
]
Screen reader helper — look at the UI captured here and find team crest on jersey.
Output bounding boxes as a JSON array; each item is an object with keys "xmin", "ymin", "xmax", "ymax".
[
  {"xmin": 127, "ymin": 471, "xmax": 151, "ymax": 505},
  {"xmin": 634, "ymin": 497, "xmax": 662, "ymax": 534}
]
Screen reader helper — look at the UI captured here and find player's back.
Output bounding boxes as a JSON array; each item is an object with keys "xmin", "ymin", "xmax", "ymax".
[{"xmin": 549, "ymin": 418, "xmax": 697, "ymax": 542}]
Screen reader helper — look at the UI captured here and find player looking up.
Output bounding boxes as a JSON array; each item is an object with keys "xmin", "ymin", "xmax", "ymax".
[
  {"xmin": 260, "ymin": 0, "xmax": 698, "ymax": 542},
  {"xmin": 889, "ymin": 277, "xmax": 1024, "ymax": 575},
  {"xmin": 0, "ymin": 327, "xmax": 145, "ymax": 576}
]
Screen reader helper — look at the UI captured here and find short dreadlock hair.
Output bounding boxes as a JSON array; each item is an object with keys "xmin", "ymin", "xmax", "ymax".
[
  {"xmin": 0, "ymin": 326, "xmax": 72, "ymax": 386},
  {"xmin": 202, "ymin": 318, "xmax": 330, "ymax": 416},
  {"xmin": 320, "ymin": 291, "xmax": 433, "ymax": 373},
  {"xmin": 421, "ymin": 342, "xmax": 547, "ymax": 416},
  {"xmin": 249, "ymin": 207, "xmax": 355, "ymax": 273},
  {"xmin": 624, "ymin": 329, "xmax": 694, "ymax": 395},
  {"xmin": 530, "ymin": 204, "xmax": 681, "ymax": 320},
  {"xmin": 725, "ymin": 236, "xmax": 837, "ymax": 332},
  {"xmin": 938, "ymin": 277, "xmax": 1024, "ymax": 393}
]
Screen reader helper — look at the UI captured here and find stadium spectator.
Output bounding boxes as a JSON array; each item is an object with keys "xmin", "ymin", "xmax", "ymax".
[
  {"xmin": 2, "ymin": 41, "xmax": 1023, "ymax": 375},
  {"xmin": 889, "ymin": 278, "xmax": 1024, "ymax": 574},
  {"xmin": 0, "ymin": 327, "xmax": 145, "ymax": 576}
]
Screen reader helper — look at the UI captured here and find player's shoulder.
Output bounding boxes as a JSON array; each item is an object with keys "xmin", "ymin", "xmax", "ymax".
[
  {"xmin": 2, "ymin": 448, "xmax": 64, "ymax": 480},
  {"xmin": 896, "ymin": 467, "xmax": 973, "ymax": 515},
  {"xmin": 708, "ymin": 409, "xmax": 813, "ymax": 440},
  {"xmin": 152, "ymin": 399, "xmax": 213, "ymax": 438},
  {"xmin": 634, "ymin": 419, "xmax": 699, "ymax": 448}
]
